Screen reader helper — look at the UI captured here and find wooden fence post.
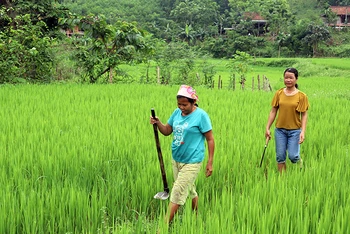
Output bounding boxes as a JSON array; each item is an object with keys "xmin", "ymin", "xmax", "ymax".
[
  {"xmin": 265, "ymin": 76, "xmax": 272, "ymax": 91},
  {"xmin": 196, "ymin": 73, "xmax": 200, "ymax": 82},
  {"xmin": 263, "ymin": 75, "xmax": 266, "ymax": 90},
  {"xmin": 109, "ymin": 67, "xmax": 113, "ymax": 83},
  {"xmin": 240, "ymin": 75, "xmax": 246, "ymax": 90},
  {"xmin": 233, "ymin": 74, "xmax": 236, "ymax": 91},
  {"xmin": 157, "ymin": 66, "xmax": 160, "ymax": 84}
]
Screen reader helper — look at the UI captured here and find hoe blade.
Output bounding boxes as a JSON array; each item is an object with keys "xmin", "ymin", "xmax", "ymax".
[{"xmin": 154, "ymin": 191, "xmax": 169, "ymax": 200}]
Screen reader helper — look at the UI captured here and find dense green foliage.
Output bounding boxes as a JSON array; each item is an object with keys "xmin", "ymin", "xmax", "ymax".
[
  {"xmin": 0, "ymin": 0, "xmax": 69, "ymax": 36},
  {"xmin": 0, "ymin": 12, "xmax": 55, "ymax": 83},
  {"xmin": 1, "ymin": 0, "xmax": 350, "ymax": 83},
  {"xmin": 59, "ymin": 0, "xmax": 350, "ymax": 60},
  {"xmin": 0, "ymin": 0, "xmax": 69, "ymax": 83},
  {"xmin": 71, "ymin": 16, "xmax": 151, "ymax": 83},
  {"xmin": 0, "ymin": 1, "xmax": 154, "ymax": 83}
]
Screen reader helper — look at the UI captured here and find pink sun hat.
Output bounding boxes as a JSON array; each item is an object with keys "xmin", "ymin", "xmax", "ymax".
[{"xmin": 177, "ymin": 85, "xmax": 199, "ymax": 101}]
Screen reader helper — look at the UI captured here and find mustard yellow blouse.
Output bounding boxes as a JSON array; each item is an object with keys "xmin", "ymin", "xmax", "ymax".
[{"xmin": 271, "ymin": 88, "xmax": 310, "ymax": 130}]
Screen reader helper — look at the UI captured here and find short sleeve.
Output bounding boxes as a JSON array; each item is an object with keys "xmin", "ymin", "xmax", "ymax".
[
  {"xmin": 296, "ymin": 92, "xmax": 309, "ymax": 113},
  {"xmin": 199, "ymin": 111, "xmax": 212, "ymax": 133},
  {"xmin": 271, "ymin": 89, "xmax": 283, "ymax": 107},
  {"xmin": 167, "ymin": 109, "xmax": 179, "ymax": 127}
]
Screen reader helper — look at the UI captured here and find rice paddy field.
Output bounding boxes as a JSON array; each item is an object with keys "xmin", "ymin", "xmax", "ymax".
[{"xmin": 0, "ymin": 60, "xmax": 349, "ymax": 233}]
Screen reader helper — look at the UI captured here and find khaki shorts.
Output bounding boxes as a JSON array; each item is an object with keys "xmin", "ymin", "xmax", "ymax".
[{"xmin": 170, "ymin": 160, "xmax": 202, "ymax": 205}]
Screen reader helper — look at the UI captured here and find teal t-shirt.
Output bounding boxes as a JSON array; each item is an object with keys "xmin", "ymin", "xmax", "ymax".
[{"xmin": 167, "ymin": 107, "xmax": 212, "ymax": 163}]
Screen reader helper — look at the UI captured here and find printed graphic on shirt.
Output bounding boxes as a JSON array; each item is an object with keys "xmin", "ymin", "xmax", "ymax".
[{"xmin": 173, "ymin": 121, "xmax": 188, "ymax": 146}]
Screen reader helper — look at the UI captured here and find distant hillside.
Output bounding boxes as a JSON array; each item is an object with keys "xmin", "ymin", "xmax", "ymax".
[{"xmin": 59, "ymin": 0, "xmax": 350, "ymax": 58}]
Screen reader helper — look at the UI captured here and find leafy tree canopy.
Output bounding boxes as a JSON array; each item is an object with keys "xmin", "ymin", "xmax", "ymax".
[
  {"xmin": 0, "ymin": 0, "xmax": 70, "ymax": 34},
  {"xmin": 72, "ymin": 14, "xmax": 153, "ymax": 83}
]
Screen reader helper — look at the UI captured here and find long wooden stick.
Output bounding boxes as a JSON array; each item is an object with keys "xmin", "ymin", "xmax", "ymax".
[{"xmin": 151, "ymin": 109, "xmax": 169, "ymax": 193}]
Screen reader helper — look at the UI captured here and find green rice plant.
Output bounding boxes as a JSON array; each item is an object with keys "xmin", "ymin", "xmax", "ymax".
[{"xmin": 0, "ymin": 62, "xmax": 349, "ymax": 234}]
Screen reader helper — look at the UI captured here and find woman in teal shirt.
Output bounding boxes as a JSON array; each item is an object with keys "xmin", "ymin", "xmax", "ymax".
[{"xmin": 150, "ymin": 85, "xmax": 215, "ymax": 224}]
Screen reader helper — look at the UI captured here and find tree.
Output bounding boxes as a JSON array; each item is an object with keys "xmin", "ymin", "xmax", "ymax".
[
  {"xmin": 214, "ymin": 0, "xmax": 230, "ymax": 14},
  {"xmin": 260, "ymin": 0, "xmax": 293, "ymax": 40},
  {"xmin": 0, "ymin": 0, "xmax": 69, "ymax": 34},
  {"xmin": 226, "ymin": 51, "xmax": 252, "ymax": 90},
  {"xmin": 276, "ymin": 32, "xmax": 289, "ymax": 57},
  {"xmin": 170, "ymin": 0, "xmax": 219, "ymax": 43},
  {"xmin": 227, "ymin": 0, "xmax": 269, "ymax": 37},
  {"xmin": 61, "ymin": 0, "xmax": 164, "ymax": 36},
  {"xmin": 0, "ymin": 13, "xmax": 54, "ymax": 83},
  {"xmin": 153, "ymin": 41, "xmax": 197, "ymax": 85},
  {"xmin": 0, "ymin": 0, "xmax": 69, "ymax": 83},
  {"xmin": 0, "ymin": 0, "xmax": 70, "ymax": 83},
  {"xmin": 228, "ymin": 0, "xmax": 263, "ymax": 19},
  {"xmin": 302, "ymin": 23, "xmax": 331, "ymax": 57},
  {"xmin": 282, "ymin": 20, "xmax": 311, "ymax": 56},
  {"xmin": 72, "ymin": 15, "xmax": 152, "ymax": 83},
  {"xmin": 323, "ymin": 6, "xmax": 338, "ymax": 25},
  {"xmin": 160, "ymin": 0, "xmax": 177, "ymax": 16},
  {"xmin": 177, "ymin": 24, "xmax": 195, "ymax": 45}
]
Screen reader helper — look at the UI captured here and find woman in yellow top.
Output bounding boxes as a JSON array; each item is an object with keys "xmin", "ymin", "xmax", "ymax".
[{"xmin": 265, "ymin": 68, "xmax": 309, "ymax": 173}]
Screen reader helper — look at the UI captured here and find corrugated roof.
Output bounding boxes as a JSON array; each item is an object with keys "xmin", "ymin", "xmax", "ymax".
[
  {"xmin": 244, "ymin": 12, "xmax": 265, "ymax": 21},
  {"xmin": 330, "ymin": 6, "xmax": 350, "ymax": 15}
]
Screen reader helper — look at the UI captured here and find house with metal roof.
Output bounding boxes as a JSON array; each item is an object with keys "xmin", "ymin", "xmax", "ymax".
[{"xmin": 329, "ymin": 6, "xmax": 350, "ymax": 28}]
